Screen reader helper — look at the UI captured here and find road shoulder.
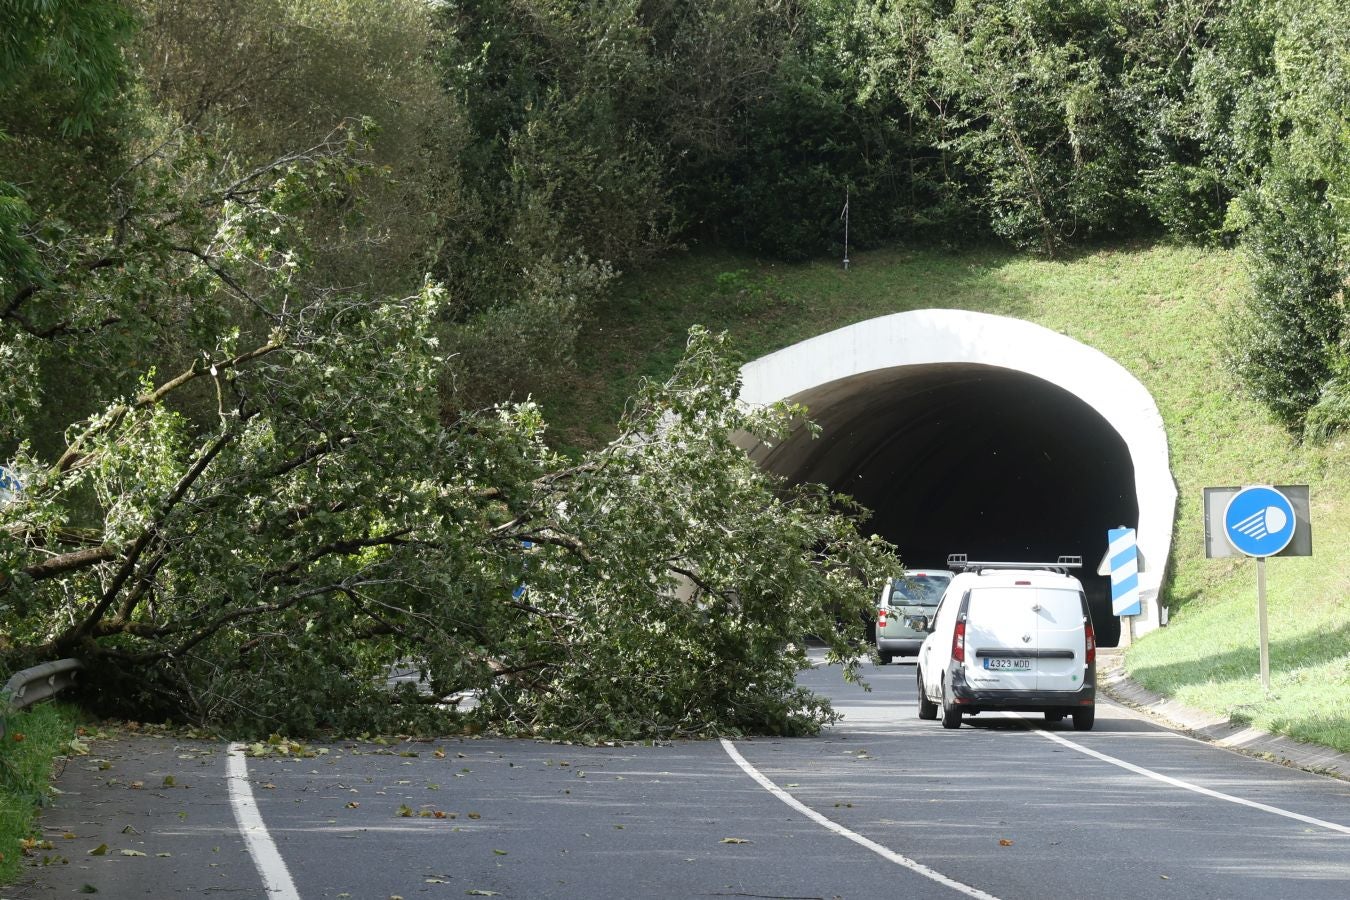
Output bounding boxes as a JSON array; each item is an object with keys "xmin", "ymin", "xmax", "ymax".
[
  {"xmin": 1099, "ymin": 649, "xmax": 1349, "ymax": 781},
  {"xmin": 2, "ymin": 732, "xmax": 260, "ymax": 899}
]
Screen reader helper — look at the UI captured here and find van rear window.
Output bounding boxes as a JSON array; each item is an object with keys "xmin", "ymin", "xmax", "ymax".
[
  {"xmin": 968, "ymin": 586, "xmax": 1081, "ymax": 613},
  {"xmin": 893, "ymin": 576, "xmax": 950, "ymax": 607}
]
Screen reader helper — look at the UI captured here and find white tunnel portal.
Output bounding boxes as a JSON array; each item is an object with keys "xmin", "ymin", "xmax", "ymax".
[{"xmin": 738, "ymin": 309, "xmax": 1176, "ymax": 645}]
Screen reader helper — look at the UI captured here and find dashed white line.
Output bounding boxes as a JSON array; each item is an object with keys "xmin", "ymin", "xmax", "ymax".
[
  {"xmin": 720, "ymin": 738, "xmax": 1000, "ymax": 899},
  {"xmin": 1026, "ymin": 726, "xmax": 1350, "ymax": 835},
  {"xmin": 226, "ymin": 742, "xmax": 302, "ymax": 899}
]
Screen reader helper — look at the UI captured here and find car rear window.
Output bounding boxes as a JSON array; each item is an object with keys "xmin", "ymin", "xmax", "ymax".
[{"xmin": 892, "ymin": 575, "xmax": 950, "ymax": 607}]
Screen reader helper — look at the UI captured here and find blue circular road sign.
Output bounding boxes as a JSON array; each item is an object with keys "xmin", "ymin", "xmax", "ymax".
[
  {"xmin": 0, "ymin": 466, "xmax": 21, "ymax": 506},
  {"xmin": 1223, "ymin": 485, "xmax": 1296, "ymax": 557}
]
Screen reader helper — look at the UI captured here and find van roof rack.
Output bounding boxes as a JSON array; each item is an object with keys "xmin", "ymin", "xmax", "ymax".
[{"xmin": 946, "ymin": 553, "xmax": 1082, "ymax": 574}]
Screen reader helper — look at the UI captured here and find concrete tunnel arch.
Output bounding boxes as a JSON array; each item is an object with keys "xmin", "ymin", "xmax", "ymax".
[{"xmin": 736, "ymin": 309, "xmax": 1176, "ymax": 646}]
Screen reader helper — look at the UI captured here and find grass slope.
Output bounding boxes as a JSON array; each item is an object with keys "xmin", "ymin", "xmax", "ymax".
[
  {"xmin": 538, "ymin": 242, "xmax": 1350, "ymax": 754},
  {"xmin": 0, "ymin": 703, "xmax": 82, "ymax": 883}
]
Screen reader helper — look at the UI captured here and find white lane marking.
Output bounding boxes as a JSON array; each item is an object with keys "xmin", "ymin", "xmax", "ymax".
[
  {"xmin": 227, "ymin": 742, "xmax": 303, "ymax": 898},
  {"xmin": 720, "ymin": 738, "xmax": 999, "ymax": 899},
  {"xmin": 1028, "ymin": 727, "xmax": 1350, "ymax": 835}
]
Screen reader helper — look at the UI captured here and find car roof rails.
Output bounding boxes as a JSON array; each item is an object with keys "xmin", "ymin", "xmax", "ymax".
[{"xmin": 946, "ymin": 553, "xmax": 1083, "ymax": 574}]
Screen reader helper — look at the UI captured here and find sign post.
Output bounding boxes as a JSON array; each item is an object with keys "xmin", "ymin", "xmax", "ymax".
[
  {"xmin": 1218, "ymin": 485, "xmax": 1299, "ymax": 693},
  {"xmin": 1255, "ymin": 556, "xmax": 1270, "ymax": 693}
]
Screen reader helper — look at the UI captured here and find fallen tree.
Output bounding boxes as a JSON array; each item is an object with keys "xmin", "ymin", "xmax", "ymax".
[{"xmin": 2, "ymin": 314, "xmax": 894, "ymax": 738}]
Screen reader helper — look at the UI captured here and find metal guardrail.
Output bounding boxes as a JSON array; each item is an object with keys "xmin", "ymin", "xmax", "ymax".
[{"xmin": 0, "ymin": 659, "xmax": 84, "ymax": 741}]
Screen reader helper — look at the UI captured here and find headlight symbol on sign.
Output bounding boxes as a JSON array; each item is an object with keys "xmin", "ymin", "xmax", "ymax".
[{"xmin": 1229, "ymin": 505, "xmax": 1287, "ymax": 542}]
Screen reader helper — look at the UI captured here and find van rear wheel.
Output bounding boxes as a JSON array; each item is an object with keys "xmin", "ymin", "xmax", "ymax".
[
  {"xmin": 917, "ymin": 669, "xmax": 938, "ymax": 720},
  {"xmin": 1072, "ymin": 706, "xmax": 1095, "ymax": 731},
  {"xmin": 940, "ymin": 680, "xmax": 962, "ymax": 729}
]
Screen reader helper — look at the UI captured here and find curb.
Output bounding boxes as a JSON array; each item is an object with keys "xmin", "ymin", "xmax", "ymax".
[{"xmin": 1097, "ymin": 651, "xmax": 1349, "ymax": 781}]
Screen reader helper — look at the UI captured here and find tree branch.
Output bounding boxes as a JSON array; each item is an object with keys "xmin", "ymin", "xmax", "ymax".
[
  {"xmin": 58, "ymin": 423, "xmax": 242, "ymax": 649},
  {"xmin": 170, "ymin": 245, "xmax": 277, "ymax": 320},
  {"xmin": 668, "ymin": 563, "xmax": 737, "ymax": 606},
  {"xmin": 4, "ymin": 311, "xmax": 122, "ymax": 340},
  {"xmin": 56, "ymin": 342, "xmax": 279, "ymax": 474},
  {"xmin": 76, "ymin": 526, "xmax": 421, "ymax": 662},
  {"xmin": 257, "ymin": 434, "xmax": 355, "ymax": 481},
  {"xmin": 102, "ymin": 581, "xmax": 346, "ymax": 663},
  {"xmin": 216, "ymin": 127, "xmax": 363, "ymax": 202},
  {"xmin": 12, "ymin": 544, "xmax": 118, "ymax": 584},
  {"xmin": 2, "ymin": 256, "xmax": 124, "ymax": 322},
  {"xmin": 509, "ymin": 531, "xmax": 594, "ymax": 565}
]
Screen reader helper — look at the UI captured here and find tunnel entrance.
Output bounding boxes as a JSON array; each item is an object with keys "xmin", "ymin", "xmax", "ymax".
[
  {"xmin": 738, "ymin": 309, "xmax": 1177, "ymax": 645},
  {"xmin": 750, "ymin": 364, "xmax": 1136, "ymax": 645}
]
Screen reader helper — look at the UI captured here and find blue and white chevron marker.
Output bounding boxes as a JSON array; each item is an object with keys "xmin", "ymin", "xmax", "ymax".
[{"xmin": 1108, "ymin": 527, "xmax": 1141, "ymax": 616}]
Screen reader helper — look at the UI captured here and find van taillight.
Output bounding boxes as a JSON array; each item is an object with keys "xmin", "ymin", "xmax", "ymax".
[
  {"xmin": 877, "ymin": 607, "xmax": 887, "ymax": 628},
  {"xmin": 952, "ymin": 621, "xmax": 966, "ymax": 663},
  {"xmin": 1084, "ymin": 622, "xmax": 1096, "ymax": 665}
]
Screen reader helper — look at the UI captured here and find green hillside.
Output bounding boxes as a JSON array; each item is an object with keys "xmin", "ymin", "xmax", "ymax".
[{"xmin": 539, "ymin": 242, "xmax": 1350, "ymax": 753}]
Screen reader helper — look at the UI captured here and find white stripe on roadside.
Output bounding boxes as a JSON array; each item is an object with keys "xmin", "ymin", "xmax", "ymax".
[
  {"xmin": 227, "ymin": 742, "xmax": 302, "ymax": 898},
  {"xmin": 1028, "ymin": 726, "xmax": 1350, "ymax": 835},
  {"xmin": 720, "ymin": 738, "xmax": 1000, "ymax": 899}
]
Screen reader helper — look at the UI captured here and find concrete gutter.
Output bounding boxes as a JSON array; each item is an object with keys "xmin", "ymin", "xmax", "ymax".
[{"xmin": 1098, "ymin": 649, "xmax": 1349, "ymax": 782}]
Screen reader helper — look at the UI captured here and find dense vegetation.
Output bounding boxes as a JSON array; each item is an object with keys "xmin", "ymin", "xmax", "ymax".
[{"xmin": 1, "ymin": 1, "xmax": 1347, "ymax": 740}]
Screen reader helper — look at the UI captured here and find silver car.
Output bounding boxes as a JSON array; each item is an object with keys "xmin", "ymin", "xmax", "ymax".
[{"xmin": 875, "ymin": 570, "xmax": 953, "ymax": 664}]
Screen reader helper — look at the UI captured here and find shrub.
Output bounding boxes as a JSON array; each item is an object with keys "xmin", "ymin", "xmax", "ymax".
[{"xmin": 1224, "ymin": 170, "xmax": 1346, "ymax": 426}]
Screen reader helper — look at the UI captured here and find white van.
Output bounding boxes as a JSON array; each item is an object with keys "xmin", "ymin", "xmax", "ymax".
[{"xmin": 915, "ymin": 555, "xmax": 1097, "ymax": 730}]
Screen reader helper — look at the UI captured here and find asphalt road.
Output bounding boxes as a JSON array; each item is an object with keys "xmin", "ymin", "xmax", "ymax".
[{"xmin": 7, "ymin": 656, "xmax": 1349, "ymax": 899}]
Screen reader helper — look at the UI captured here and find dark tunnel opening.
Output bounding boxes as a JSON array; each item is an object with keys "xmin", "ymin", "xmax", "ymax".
[{"xmin": 758, "ymin": 364, "xmax": 1138, "ymax": 646}]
